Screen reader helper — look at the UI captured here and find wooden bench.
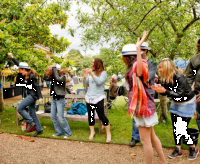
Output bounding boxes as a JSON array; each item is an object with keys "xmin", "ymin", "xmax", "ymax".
[{"xmin": 13, "ymin": 94, "xmax": 108, "ymax": 134}]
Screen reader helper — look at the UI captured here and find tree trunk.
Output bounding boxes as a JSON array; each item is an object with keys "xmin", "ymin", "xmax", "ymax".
[
  {"xmin": 0, "ymin": 71, "xmax": 4, "ymax": 112},
  {"xmin": 159, "ymin": 94, "xmax": 168, "ymax": 122}
]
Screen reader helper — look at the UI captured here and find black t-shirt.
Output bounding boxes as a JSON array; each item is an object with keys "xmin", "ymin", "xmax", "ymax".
[{"xmin": 50, "ymin": 79, "xmax": 65, "ymax": 99}]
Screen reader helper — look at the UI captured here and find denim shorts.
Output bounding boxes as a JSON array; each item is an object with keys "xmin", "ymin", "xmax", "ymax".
[{"xmin": 169, "ymin": 98, "xmax": 196, "ymax": 118}]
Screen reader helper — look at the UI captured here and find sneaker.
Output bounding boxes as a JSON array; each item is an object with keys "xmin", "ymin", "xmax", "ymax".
[
  {"xmin": 33, "ymin": 130, "xmax": 43, "ymax": 137},
  {"xmin": 64, "ymin": 136, "xmax": 68, "ymax": 139},
  {"xmin": 25, "ymin": 122, "xmax": 35, "ymax": 132},
  {"xmin": 168, "ymin": 147, "xmax": 182, "ymax": 159},
  {"xmin": 188, "ymin": 147, "xmax": 199, "ymax": 160},
  {"xmin": 129, "ymin": 138, "xmax": 139, "ymax": 147}
]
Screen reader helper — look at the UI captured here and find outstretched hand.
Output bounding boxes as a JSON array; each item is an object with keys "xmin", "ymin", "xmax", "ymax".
[
  {"xmin": 82, "ymin": 69, "xmax": 89, "ymax": 77},
  {"xmin": 7, "ymin": 53, "xmax": 13, "ymax": 58},
  {"xmin": 151, "ymin": 85, "xmax": 166, "ymax": 93},
  {"xmin": 136, "ymin": 31, "xmax": 147, "ymax": 48}
]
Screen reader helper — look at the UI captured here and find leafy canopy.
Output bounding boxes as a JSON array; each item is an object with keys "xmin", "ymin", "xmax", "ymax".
[
  {"xmin": 75, "ymin": 0, "xmax": 200, "ymax": 62},
  {"xmin": 0, "ymin": 0, "xmax": 72, "ymax": 74}
]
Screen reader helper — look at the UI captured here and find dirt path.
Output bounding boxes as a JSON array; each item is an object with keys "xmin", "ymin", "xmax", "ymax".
[{"xmin": 0, "ymin": 132, "xmax": 199, "ymax": 164}]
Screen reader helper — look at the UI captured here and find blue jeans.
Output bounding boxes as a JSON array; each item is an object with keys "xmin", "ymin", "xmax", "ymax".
[
  {"xmin": 17, "ymin": 95, "xmax": 43, "ymax": 132},
  {"xmin": 51, "ymin": 99, "xmax": 72, "ymax": 136},
  {"xmin": 196, "ymin": 103, "xmax": 200, "ymax": 131},
  {"xmin": 45, "ymin": 81, "xmax": 50, "ymax": 89},
  {"xmin": 132, "ymin": 119, "xmax": 140, "ymax": 141},
  {"xmin": 22, "ymin": 87, "xmax": 27, "ymax": 98}
]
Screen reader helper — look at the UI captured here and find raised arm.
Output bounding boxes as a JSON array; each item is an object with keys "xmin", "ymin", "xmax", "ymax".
[
  {"xmin": 83, "ymin": 69, "xmax": 89, "ymax": 85},
  {"xmin": 136, "ymin": 31, "xmax": 147, "ymax": 77},
  {"xmin": 7, "ymin": 53, "xmax": 19, "ymax": 66}
]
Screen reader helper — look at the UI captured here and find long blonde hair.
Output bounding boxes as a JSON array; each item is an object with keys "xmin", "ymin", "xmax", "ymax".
[{"xmin": 159, "ymin": 58, "xmax": 179, "ymax": 85}]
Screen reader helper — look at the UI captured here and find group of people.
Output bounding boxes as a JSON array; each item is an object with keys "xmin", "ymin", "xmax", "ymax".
[
  {"xmin": 122, "ymin": 32, "xmax": 200, "ymax": 163},
  {"xmin": 6, "ymin": 31, "xmax": 200, "ymax": 163}
]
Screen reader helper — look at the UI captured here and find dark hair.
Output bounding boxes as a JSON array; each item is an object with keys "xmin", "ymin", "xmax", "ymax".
[
  {"xmin": 19, "ymin": 68, "xmax": 38, "ymax": 79},
  {"xmin": 124, "ymin": 55, "xmax": 137, "ymax": 81},
  {"xmin": 93, "ymin": 58, "xmax": 104, "ymax": 76},
  {"xmin": 44, "ymin": 68, "xmax": 69, "ymax": 80},
  {"xmin": 198, "ymin": 39, "xmax": 200, "ymax": 44}
]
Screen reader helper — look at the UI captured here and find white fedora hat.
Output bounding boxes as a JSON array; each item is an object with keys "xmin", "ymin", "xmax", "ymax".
[
  {"xmin": 119, "ymin": 44, "xmax": 143, "ymax": 56},
  {"xmin": 18, "ymin": 62, "xmax": 30, "ymax": 69},
  {"xmin": 141, "ymin": 42, "xmax": 151, "ymax": 50}
]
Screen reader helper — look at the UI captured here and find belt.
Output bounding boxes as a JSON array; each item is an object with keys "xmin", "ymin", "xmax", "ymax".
[{"xmin": 53, "ymin": 96, "xmax": 65, "ymax": 100}]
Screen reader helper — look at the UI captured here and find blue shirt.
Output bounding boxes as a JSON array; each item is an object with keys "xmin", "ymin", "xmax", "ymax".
[{"xmin": 83, "ymin": 71, "xmax": 107, "ymax": 99}]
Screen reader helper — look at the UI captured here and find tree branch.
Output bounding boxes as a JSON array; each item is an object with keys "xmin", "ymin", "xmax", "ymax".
[
  {"xmin": 166, "ymin": 17, "xmax": 178, "ymax": 32},
  {"xmin": 105, "ymin": 0, "xmax": 114, "ymax": 10},
  {"xmin": 134, "ymin": 2, "xmax": 163, "ymax": 31},
  {"xmin": 192, "ymin": 7, "xmax": 196, "ymax": 19},
  {"xmin": 183, "ymin": 17, "xmax": 200, "ymax": 32}
]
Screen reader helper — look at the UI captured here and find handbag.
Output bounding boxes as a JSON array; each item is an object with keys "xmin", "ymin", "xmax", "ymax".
[{"xmin": 44, "ymin": 101, "xmax": 51, "ymax": 113}]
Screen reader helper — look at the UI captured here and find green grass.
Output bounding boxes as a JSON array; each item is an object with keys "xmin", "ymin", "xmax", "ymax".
[{"xmin": 0, "ymin": 83, "xmax": 199, "ymax": 148}]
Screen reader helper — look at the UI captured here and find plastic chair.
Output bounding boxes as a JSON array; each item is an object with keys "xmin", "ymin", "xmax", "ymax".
[{"xmin": 77, "ymin": 89, "xmax": 87, "ymax": 95}]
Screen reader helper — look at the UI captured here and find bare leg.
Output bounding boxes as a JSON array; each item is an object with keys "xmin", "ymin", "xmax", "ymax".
[
  {"xmin": 104, "ymin": 124, "xmax": 111, "ymax": 143},
  {"xmin": 89, "ymin": 126, "xmax": 95, "ymax": 140},
  {"xmin": 138, "ymin": 126, "xmax": 153, "ymax": 164},
  {"xmin": 151, "ymin": 127, "xmax": 167, "ymax": 164}
]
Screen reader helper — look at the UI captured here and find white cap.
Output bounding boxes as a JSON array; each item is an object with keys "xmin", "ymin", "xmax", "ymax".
[
  {"xmin": 56, "ymin": 64, "xmax": 61, "ymax": 70},
  {"xmin": 18, "ymin": 62, "xmax": 30, "ymax": 69},
  {"xmin": 141, "ymin": 42, "xmax": 151, "ymax": 50}
]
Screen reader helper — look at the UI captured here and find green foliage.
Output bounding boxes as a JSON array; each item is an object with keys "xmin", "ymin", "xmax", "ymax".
[
  {"xmin": 0, "ymin": 0, "xmax": 71, "ymax": 73},
  {"xmin": 75, "ymin": 0, "xmax": 200, "ymax": 61},
  {"xmin": 65, "ymin": 49, "xmax": 94, "ymax": 74},
  {"xmin": 95, "ymin": 47, "xmax": 125, "ymax": 76}
]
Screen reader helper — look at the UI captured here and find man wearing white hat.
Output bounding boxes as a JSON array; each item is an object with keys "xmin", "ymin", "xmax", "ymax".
[{"xmin": 129, "ymin": 42, "xmax": 157, "ymax": 147}]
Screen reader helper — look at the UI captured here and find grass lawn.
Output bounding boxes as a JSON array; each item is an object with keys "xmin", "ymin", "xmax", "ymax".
[{"xmin": 0, "ymin": 81, "xmax": 199, "ymax": 149}]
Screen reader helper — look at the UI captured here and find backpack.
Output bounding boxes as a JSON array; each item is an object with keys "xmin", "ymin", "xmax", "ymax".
[{"xmin": 44, "ymin": 101, "xmax": 51, "ymax": 113}]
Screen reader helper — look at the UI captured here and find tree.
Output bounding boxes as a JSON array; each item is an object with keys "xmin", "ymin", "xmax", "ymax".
[
  {"xmin": 75, "ymin": 0, "xmax": 200, "ymax": 61},
  {"xmin": 66, "ymin": 49, "xmax": 84, "ymax": 73},
  {"xmin": 82, "ymin": 55, "xmax": 94, "ymax": 70},
  {"xmin": 0, "ymin": 0, "xmax": 71, "ymax": 111},
  {"xmin": 74, "ymin": 0, "xmax": 200, "ymax": 116}
]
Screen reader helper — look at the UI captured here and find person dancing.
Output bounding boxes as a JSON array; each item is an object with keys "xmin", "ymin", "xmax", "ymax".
[
  {"xmin": 121, "ymin": 31, "xmax": 167, "ymax": 164},
  {"xmin": 83, "ymin": 58, "xmax": 111, "ymax": 143},
  {"xmin": 7, "ymin": 53, "xmax": 43, "ymax": 137},
  {"xmin": 45, "ymin": 64, "xmax": 72, "ymax": 138}
]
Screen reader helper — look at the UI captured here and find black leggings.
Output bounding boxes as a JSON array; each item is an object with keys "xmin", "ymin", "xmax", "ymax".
[
  {"xmin": 171, "ymin": 113, "xmax": 193, "ymax": 145},
  {"xmin": 86, "ymin": 99, "xmax": 109, "ymax": 126}
]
